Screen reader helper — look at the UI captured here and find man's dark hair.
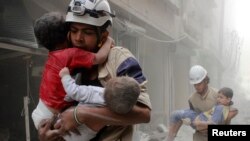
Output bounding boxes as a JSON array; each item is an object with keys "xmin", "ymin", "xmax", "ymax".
[{"xmin": 34, "ymin": 12, "xmax": 69, "ymax": 51}]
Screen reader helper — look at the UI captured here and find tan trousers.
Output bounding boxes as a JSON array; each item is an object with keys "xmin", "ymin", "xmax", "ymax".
[{"xmin": 98, "ymin": 126, "xmax": 133, "ymax": 141}]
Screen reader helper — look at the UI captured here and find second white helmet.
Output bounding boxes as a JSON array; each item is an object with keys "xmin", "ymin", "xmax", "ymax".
[
  {"xmin": 66, "ymin": 0, "xmax": 115, "ymax": 26},
  {"xmin": 189, "ymin": 65, "xmax": 207, "ymax": 84}
]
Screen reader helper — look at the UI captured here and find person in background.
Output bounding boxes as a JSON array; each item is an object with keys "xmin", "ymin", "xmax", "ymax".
[
  {"xmin": 31, "ymin": 11, "xmax": 113, "ymax": 138},
  {"xmin": 38, "ymin": 0, "xmax": 152, "ymax": 140},
  {"xmin": 167, "ymin": 87, "xmax": 238, "ymax": 141},
  {"xmin": 58, "ymin": 67, "xmax": 140, "ymax": 141},
  {"xmin": 167, "ymin": 65, "xmax": 238, "ymax": 141}
]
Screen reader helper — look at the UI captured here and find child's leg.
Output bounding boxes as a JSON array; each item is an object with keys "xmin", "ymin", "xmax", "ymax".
[
  {"xmin": 167, "ymin": 109, "xmax": 197, "ymax": 141},
  {"xmin": 167, "ymin": 120, "xmax": 183, "ymax": 141},
  {"xmin": 31, "ymin": 99, "xmax": 54, "ymax": 129},
  {"xmin": 167, "ymin": 110, "xmax": 185, "ymax": 141}
]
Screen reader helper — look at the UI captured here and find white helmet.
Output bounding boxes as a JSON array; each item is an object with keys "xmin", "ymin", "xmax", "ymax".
[
  {"xmin": 66, "ymin": 0, "xmax": 115, "ymax": 26},
  {"xmin": 189, "ymin": 65, "xmax": 207, "ymax": 84}
]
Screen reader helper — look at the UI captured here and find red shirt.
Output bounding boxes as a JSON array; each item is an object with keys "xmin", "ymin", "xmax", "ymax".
[{"xmin": 40, "ymin": 48, "xmax": 95, "ymax": 111}]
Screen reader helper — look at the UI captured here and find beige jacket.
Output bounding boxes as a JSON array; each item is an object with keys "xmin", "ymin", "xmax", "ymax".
[{"xmin": 96, "ymin": 46, "xmax": 152, "ymax": 141}]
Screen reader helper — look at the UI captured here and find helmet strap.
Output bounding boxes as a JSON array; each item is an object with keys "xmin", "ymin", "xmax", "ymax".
[
  {"xmin": 67, "ymin": 32, "xmax": 71, "ymax": 42},
  {"xmin": 96, "ymin": 27, "xmax": 101, "ymax": 48},
  {"xmin": 67, "ymin": 32, "xmax": 73, "ymax": 46}
]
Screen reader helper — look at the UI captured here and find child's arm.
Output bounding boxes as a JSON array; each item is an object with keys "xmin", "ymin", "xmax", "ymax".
[
  {"xmin": 93, "ymin": 36, "xmax": 114, "ymax": 64},
  {"xmin": 59, "ymin": 67, "xmax": 105, "ymax": 104}
]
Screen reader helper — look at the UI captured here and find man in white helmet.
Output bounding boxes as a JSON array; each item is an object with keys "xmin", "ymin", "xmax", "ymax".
[
  {"xmin": 188, "ymin": 65, "xmax": 218, "ymax": 141},
  {"xmin": 188, "ymin": 65, "xmax": 239, "ymax": 141},
  {"xmin": 166, "ymin": 65, "xmax": 218, "ymax": 141},
  {"xmin": 167, "ymin": 65, "xmax": 239, "ymax": 141},
  {"xmin": 188, "ymin": 65, "xmax": 218, "ymax": 114},
  {"xmin": 38, "ymin": 0, "xmax": 151, "ymax": 141}
]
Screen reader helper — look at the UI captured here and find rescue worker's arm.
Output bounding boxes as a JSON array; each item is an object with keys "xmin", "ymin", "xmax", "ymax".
[
  {"xmin": 225, "ymin": 108, "xmax": 238, "ymax": 124},
  {"xmin": 194, "ymin": 108, "xmax": 239, "ymax": 131},
  {"xmin": 193, "ymin": 121, "xmax": 210, "ymax": 133},
  {"xmin": 56, "ymin": 103, "xmax": 150, "ymax": 133}
]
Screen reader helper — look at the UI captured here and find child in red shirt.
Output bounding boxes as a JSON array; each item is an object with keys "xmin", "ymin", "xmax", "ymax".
[{"xmin": 31, "ymin": 12, "xmax": 113, "ymax": 129}]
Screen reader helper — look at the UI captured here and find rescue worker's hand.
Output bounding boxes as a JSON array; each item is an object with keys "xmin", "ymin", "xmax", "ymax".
[
  {"xmin": 55, "ymin": 107, "xmax": 81, "ymax": 136},
  {"xmin": 38, "ymin": 119, "xmax": 65, "ymax": 141}
]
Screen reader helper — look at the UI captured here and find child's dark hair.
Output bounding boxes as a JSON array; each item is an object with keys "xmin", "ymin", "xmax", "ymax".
[
  {"xmin": 34, "ymin": 12, "xmax": 69, "ymax": 51},
  {"xmin": 218, "ymin": 87, "xmax": 234, "ymax": 105}
]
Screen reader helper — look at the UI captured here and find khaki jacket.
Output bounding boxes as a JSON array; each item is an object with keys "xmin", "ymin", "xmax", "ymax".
[{"xmin": 96, "ymin": 47, "xmax": 152, "ymax": 141}]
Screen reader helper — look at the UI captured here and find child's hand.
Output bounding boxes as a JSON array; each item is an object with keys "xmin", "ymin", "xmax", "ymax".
[
  {"xmin": 182, "ymin": 118, "xmax": 191, "ymax": 125},
  {"xmin": 59, "ymin": 67, "xmax": 70, "ymax": 78},
  {"xmin": 102, "ymin": 36, "xmax": 115, "ymax": 48},
  {"xmin": 105, "ymin": 36, "xmax": 115, "ymax": 48}
]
